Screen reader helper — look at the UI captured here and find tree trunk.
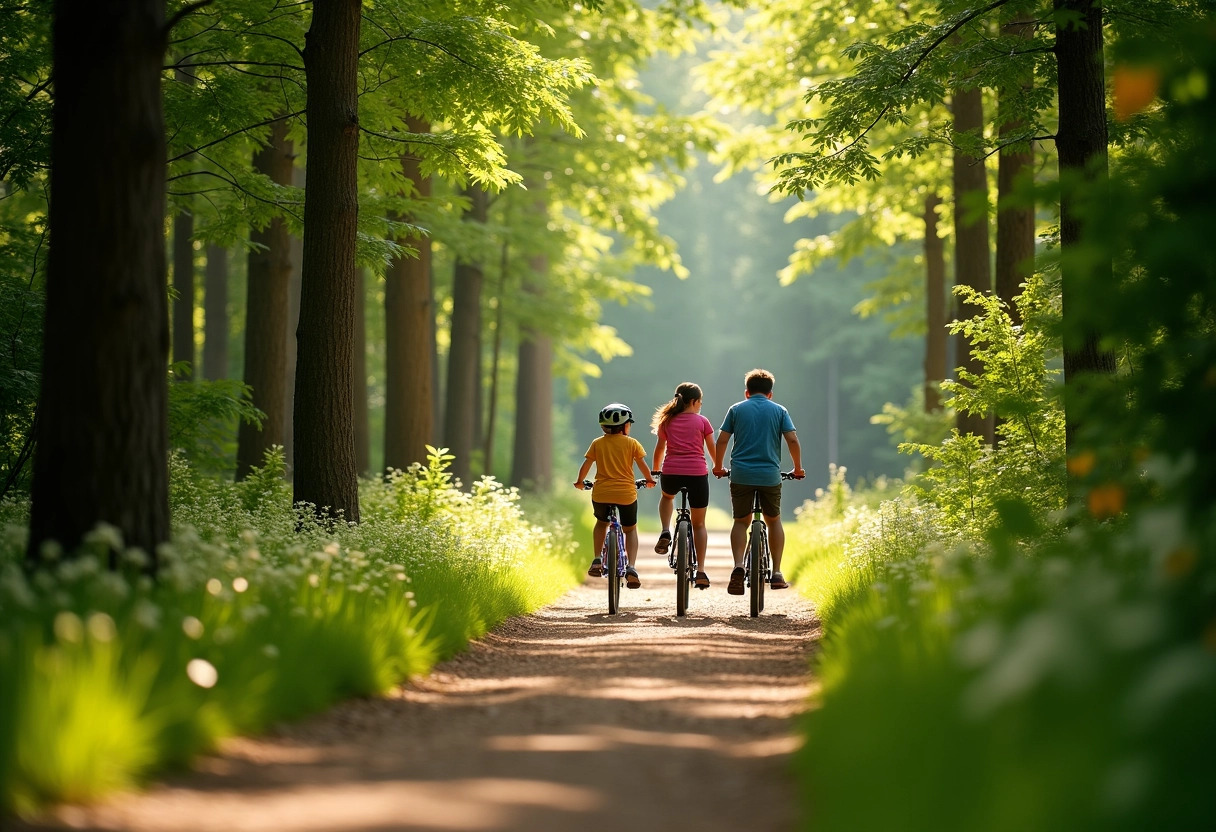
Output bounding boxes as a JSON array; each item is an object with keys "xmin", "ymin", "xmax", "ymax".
[
  {"xmin": 171, "ymin": 65, "xmax": 194, "ymax": 378},
  {"xmin": 444, "ymin": 185, "xmax": 488, "ymax": 488},
  {"xmin": 383, "ymin": 117, "xmax": 435, "ymax": 472},
  {"xmin": 236, "ymin": 119, "xmax": 292, "ymax": 480},
  {"xmin": 293, "ymin": 0, "xmax": 361, "ymax": 523},
  {"xmin": 203, "ymin": 244, "xmax": 228, "ymax": 380},
  {"xmin": 29, "ymin": 0, "xmax": 169, "ymax": 564},
  {"xmin": 996, "ymin": 14, "xmax": 1037, "ymax": 328},
  {"xmin": 353, "ymin": 268, "xmax": 370, "ymax": 476},
  {"xmin": 283, "ymin": 164, "xmax": 305, "ymax": 475},
  {"xmin": 484, "ymin": 241, "xmax": 509, "ymax": 477},
  {"xmin": 951, "ymin": 85, "xmax": 996, "ymax": 444},
  {"xmin": 171, "ymin": 210, "xmax": 194, "ymax": 374},
  {"xmin": 923, "ymin": 192, "xmax": 947, "ymax": 412},
  {"xmin": 1055, "ymin": 0, "xmax": 1117, "ymax": 451},
  {"xmin": 512, "ymin": 254, "xmax": 553, "ymax": 492}
]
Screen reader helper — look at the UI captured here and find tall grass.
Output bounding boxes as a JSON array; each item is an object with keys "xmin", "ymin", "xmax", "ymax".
[
  {"xmin": 782, "ymin": 473, "xmax": 1216, "ymax": 831},
  {"xmin": 0, "ymin": 447, "xmax": 583, "ymax": 816}
]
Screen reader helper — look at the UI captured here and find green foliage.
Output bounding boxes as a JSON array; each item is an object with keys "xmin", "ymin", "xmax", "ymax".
[
  {"xmin": 780, "ymin": 19, "xmax": 1216, "ymax": 832},
  {"xmin": 0, "ymin": 450, "xmax": 582, "ymax": 814},
  {"xmin": 0, "ymin": 214, "xmax": 43, "ymax": 498},
  {"xmin": 899, "ymin": 275, "xmax": 1067, "ymax": 539},
  {"xmin": 166, "ymin": 365, "xmax": 264, "ymax": 477}
]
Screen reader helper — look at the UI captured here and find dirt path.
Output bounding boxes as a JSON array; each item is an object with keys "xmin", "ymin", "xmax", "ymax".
[{"xmin": 20, "ymin": 531, "xmax": 821, "ymax": 832}]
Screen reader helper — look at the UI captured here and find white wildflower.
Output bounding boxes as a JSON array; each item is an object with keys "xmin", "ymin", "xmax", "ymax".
[{"xmin": 186, "ymin": 658, "xmax": 218, "ymax": 689}]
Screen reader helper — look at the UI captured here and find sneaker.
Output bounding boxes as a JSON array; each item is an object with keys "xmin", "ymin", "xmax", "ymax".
[
  {"xmin": 770, "ymin": 571, "xmax": 790, "ymax": 590},
  {"xmin": 625, "ymin": 566, "xmax": 642, "ymax": 588},
  {"xmin": 654, "ymin": 530, "xmax": 672, "ymax": 555},
  {"xmin": 695, "ymin": 571, "xmax": 710, "ymax": 590},
  {"xmin": 587, "ymin": 558, "xmax": 604, "ymax": 577},
  {"xmin": 727, "ymin": 566, "xmax": 745, "ymax": 595}
]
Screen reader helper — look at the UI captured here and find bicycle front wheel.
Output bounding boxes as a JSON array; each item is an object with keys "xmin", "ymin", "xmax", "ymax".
[
  {"xmin": 675, "ymin": 520, "xmax": 690, "ymax": 617},
  {"xmin": 749, "ymin": 521, "xmax": 764, "ymax": 618},
  {"xmin": 606, "ymin": 527, "xmax": 621, "ymax": 615}
]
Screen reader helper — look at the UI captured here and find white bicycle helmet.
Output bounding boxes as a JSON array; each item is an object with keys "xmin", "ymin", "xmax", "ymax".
[{"xmin": 598, "ymin": 402, "xmax": 635, "ymax": 426}]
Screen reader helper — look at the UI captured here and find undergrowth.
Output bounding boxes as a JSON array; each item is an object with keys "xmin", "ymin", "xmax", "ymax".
[{"xmin": 0, "ymin": 447, "xmax": 581, "ymax": 815}]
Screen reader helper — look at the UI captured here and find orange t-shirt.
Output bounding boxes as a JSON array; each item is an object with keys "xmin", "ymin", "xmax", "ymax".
[{"xmin": 584, "ymin": 433, "xmax": 645, "ymax": 504}]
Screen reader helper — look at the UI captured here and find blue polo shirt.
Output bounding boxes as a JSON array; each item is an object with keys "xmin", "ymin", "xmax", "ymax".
[{"xmin": 719, "ymin": 395, "xmax": 796, "ymax": 486}]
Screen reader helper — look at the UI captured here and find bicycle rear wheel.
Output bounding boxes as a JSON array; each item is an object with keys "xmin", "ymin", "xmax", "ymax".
[
  {"xmin": 759, "ymin": 542, "xmax": 767, "ymax": 613},
  {"xmin": 606, "ymin": 526, "xmax": 621, "ymax": 615},
  {"xmin": 675, "ymin": 519, "xmax": 690, "ymax": 617},
  {"xmin": 749, "ymin": 521, "xmax": 763, "ymax": 617}
]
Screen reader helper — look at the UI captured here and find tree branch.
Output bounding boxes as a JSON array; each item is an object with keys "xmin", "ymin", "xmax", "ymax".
[
  {"xmin": 164, "ymin": 0, "xmax": 217, "ymax": 37},
  {"xmin": 813, "ymin": 0, "xmax": 1014, "ymax": 163},
  {"xmin": 168, "ymin": 110, "xmax": 304, "ymax": 163}
]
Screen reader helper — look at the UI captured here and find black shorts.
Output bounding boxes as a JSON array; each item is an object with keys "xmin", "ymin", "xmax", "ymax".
[
  {"xmin": 729, "ymin": 482, "xmax": 782, "ymax": 518},
  {"xmin": 659, "ymin": 473, "xmax": 710, "ymax": 509},
  {"xmin": 593, "ymin": 500, "xmax": 638, "ymax": 526}
]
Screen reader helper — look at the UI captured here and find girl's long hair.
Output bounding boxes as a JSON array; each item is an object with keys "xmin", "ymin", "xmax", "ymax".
[{"xmin": 650, "ymin": 382, "xmax": 702, "ymax": 434}]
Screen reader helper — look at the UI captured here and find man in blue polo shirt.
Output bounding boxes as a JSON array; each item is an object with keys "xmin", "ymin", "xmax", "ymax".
[{"xmin": 712, "ymin": 368, "xmax": 805, "ymax": 594}]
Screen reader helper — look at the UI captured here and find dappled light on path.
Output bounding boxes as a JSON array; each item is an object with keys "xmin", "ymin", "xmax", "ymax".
[{"xmin": 19, "ymin": 532, "xmax": 819, "ymax": 832}]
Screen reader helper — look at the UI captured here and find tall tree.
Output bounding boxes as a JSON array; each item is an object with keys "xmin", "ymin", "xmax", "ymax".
[
  {"xmin": 171, "ymin": 65, "xmax": 195, "ymax": 377},
  {"xmin": 996, "ymin": 8, "xmax": 1037, "ymax": 327},
  {"xmin": 353, "ymin": 267, "xmax": 369, "ymax": 476},
  {"xmin": 951, "ymin": 85, "xmax": 995, "ymax": 444},
  {"xmin": 511, "ymin": 254, "xmax": 554, "ymax": 491},
  {"xmin": 171, "ymin": 209, "xmax": 194, "ymax": 374},
  {"xmin": 293, "ymin": 0, "xmax": 361, "ymax": 522},
  {"xmin": 28, "ymin": 0, "xmax": 169, "ymax": 563},
  {"xmin": 443, "ymin": 185, "xmax": 489, "ymax": 488},
  {"xmin": 202, "ymin": 244, "xmax": 228, "ymax": 380},
  {"xmin": 924, "ymin": 192, "xmax": 947, "ymax": 412},
  {"xmin": 383, "ymin": 117, "xmax": 435, "ymax": 472},
  {"xmin": 236, "ymin": 119, "xmax": 293, "ymax": 480},
  {"xmin": 1054, "ymin": 0, "xmax": 1116, "ymax": 450}
]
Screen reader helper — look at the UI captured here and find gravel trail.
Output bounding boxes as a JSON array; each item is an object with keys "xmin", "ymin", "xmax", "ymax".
[{"xmin": 18, "ymin": 530, "xmax": 821, "ymax": 832}]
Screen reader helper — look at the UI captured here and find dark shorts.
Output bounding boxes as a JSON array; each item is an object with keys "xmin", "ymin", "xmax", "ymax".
[
  {"xmin": 729, "ymin": 482, "xmax": 782, "ymax": 519},
  {"xmin": 660, "ymin": 473, "xmax": 710, "ymax": 509},
  {"xmin": 593, "ymin": 500, "xmax": 638, "ymax": 526}
]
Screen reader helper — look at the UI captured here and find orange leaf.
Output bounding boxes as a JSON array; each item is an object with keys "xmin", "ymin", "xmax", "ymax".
[
  {"xmin": 1087, "ymin": 483, "xmax": 1126, "ymax": 520},
  {"xmin": 1113, "ymin": 65, "xmax": 1161, "ymax": 121}
]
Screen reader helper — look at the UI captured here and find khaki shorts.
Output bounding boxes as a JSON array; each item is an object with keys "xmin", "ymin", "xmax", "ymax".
[{"xmin": 729, "ymin": 483, "xmax": 782, "ymax": 518}]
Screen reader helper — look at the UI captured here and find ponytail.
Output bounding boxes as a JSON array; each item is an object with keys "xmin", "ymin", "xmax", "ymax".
[{"xmin": 650, "ymin": 382, "xmax": 703, "ymax": 434}]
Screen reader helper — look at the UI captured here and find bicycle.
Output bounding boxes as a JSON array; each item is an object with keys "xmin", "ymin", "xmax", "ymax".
[
  {"xmin": 653, "ymin": 471, "xmax": 700, "ymax": 617},
  {"xmin": 722, "ymin": 470, "xmax": 796, "ymax": 617},
  {"xmin": 581, "ymin": 479, "xmax": 648, "ymax": 615}
]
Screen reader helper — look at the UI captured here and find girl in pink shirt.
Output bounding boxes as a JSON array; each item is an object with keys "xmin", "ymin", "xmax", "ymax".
[{"xmin": 650, "ymin": 382, "xmax": 716, "ymax": 588}]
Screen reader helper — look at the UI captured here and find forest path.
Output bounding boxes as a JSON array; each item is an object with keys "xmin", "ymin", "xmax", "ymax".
[{"xmin": 22, "ymin": 531, "xmax": 821, "ymax": 832}]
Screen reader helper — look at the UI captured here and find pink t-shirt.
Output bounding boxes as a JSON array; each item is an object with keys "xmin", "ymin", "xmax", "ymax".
[{"xmin": 657, "ymin": 412, "xmax": 713, "ymax": 475}]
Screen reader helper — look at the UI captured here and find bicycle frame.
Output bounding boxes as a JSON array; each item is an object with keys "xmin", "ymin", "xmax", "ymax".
[
  {"xmin": 670, "ymin": 485, "xmax": 699, "ymax": 617},
  {"xmin": 722, "ymin": 470, "xmax": 794, "ymax": 618},
  {"xmin": 583, "ymin": 479, "xmax": 646, "ymax": 615}
]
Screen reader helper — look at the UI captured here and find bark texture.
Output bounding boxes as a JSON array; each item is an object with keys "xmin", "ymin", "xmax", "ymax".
[
  {"xmin": 203, "ymin": 244, "xmax": 228, "ymax": 380},
  {"xmin": 293, "ymin": 0, "xmax": 361, "ymax": 522},
  {"xmin": 171, "ymin": 65, "xmax": 195, "ymax": 376},
  {"xmin": 283, "ymin": 164, "xmax": 305, "ymax": 474},
  {"xmin": 923, "ymin": 192, "xmax": 947, "ymax": 413},
  {"xmin": 383, "ymin": 118, "xmax": 435, "ymax": 472},
  {"xmin": 236, "ymin": 119, "xmax": 293, "ymax": 480},
  {"xmin": 353, "ymin": 268, "xmax": 369, "ymax": 476},
  {"xmin": 172, "ymin": 211, "xmax": 195, "ymax": 373},
  {"xmin": 951, "ymin": 86, "xmax": 996, "ymax": 444},
  {"xmin": 1055, "ymin": 0, "xmax": 1117, "ymax": 452},
  {"xmin": 996, "ymin": 14, "xmax": 1037, "ymax": 328},
  {"xmin": 29, "ymin": 0, "xmax": 169, "ymax": 563},
  {"xmin": 512, "ymin": 256, "xmax": 553, "ymax": 492},
  {"xmin": 444, "ymin": 186, "xmax": 488, "ymax": 488}
]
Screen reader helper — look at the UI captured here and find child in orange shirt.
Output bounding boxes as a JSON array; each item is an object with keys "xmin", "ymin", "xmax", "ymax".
[{"xmin": 573, "ymin": 402, "xmax": 656, "ymax": 587}]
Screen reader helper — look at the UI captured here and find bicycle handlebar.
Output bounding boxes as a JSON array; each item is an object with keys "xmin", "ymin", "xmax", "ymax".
[
  {"xmin": 580, "ymin": 479, "xmax": 651, "ymax": 490},
  {"xmin": 715, "ymin": 470, "xmax": 802, "ymax": 480}
]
